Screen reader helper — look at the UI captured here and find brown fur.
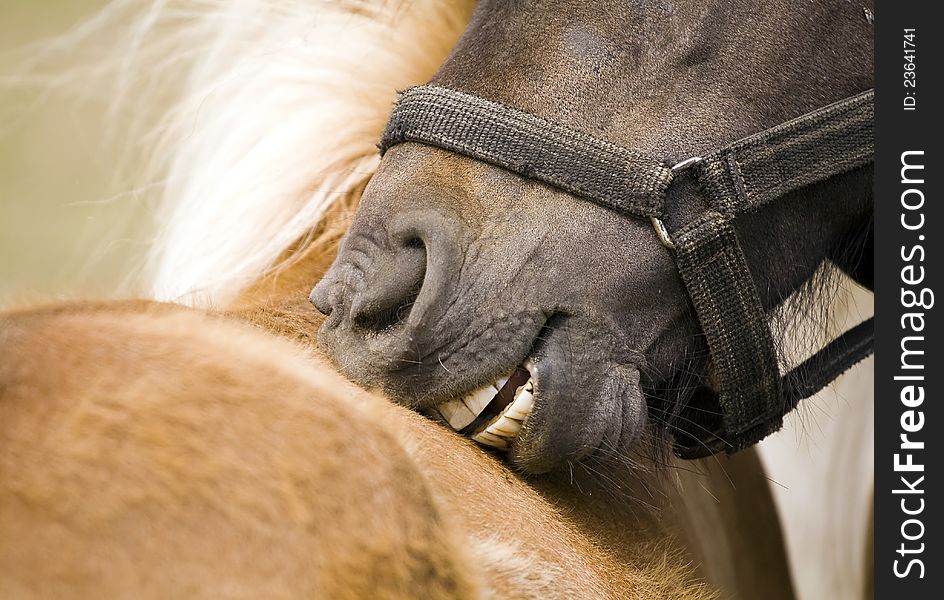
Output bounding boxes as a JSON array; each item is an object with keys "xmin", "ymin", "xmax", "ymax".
[{"xmin": 1, "ymin": 302, "xmax": 480, "ymax": 598}]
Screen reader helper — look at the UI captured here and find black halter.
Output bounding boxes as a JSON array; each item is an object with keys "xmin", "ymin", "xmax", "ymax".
[{"xmin": 379, "ymin": 85, "xmax": 874, "ymax": 459}]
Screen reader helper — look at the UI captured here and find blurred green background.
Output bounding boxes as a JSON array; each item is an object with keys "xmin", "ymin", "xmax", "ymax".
[{"xmin": 1, "ymin": 0, "xmax": 152, "ymax": 304}]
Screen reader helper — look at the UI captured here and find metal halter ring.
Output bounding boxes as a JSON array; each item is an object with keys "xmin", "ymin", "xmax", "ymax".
[
  {"xmin": 650, "ymin": 217, "xmax": 676, "ymax": 250},
  {"xmin": 670, "ymin": 156, "xmax": 703, "ymax": 173},
  {"xmin": 651, "ymin": 156, "xmax": 704, "ymax": 250}
]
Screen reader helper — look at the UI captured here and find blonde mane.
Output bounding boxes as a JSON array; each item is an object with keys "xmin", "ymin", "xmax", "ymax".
[
  {"xmin": 9, "ymin": 0, "xmax": 473, "ymax": 306},
  {"xmin": 145, "ymin": 0, "xmax": 473, "ymax": 306}
]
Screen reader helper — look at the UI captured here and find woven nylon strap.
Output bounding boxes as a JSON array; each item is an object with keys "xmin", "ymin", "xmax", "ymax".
[
  {"xmin": 380, "ymin": 85, "xmax": 874, "ymax": 458},
  {"xmin": 380, "ymin": 86, "xmax": 671, "ymax": 216}
]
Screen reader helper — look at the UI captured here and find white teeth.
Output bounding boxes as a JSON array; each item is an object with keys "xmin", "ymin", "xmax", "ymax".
[
  {"xmin": 431, "ymin": 372, "xmax": 536, "ymax": 451},
  {"xmin": 436, "ymin": 398, "xmax": 478, "ymax": 430},
  {"xmin": 471, "ymin": 430, "xmax": 509, "ymax": 449},
  {"xmin": 503, "ymin": 387, "xmax": 533, "ymax": 421},
  {"xmin": 472, "ymin": 383, "xmax": 534, "ymax": 450},
  {"xmin": 463, "ymin": 385, "xmax": 496, "ymax": 415},
  {"xmin": 433, "ymin": 382, "xmax": 501, "ymax": 430}
]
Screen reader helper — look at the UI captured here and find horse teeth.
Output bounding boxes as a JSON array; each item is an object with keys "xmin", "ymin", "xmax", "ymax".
[
  {"xmin": 434, "ymin": 398, "xmax": 478, "ymax": 430},
  {"xmin": 510, "ymin": 386, "xmax": 534, "ymax": 415},
  {"xmin": 472, "ymin": 430, "xmax": 509, "ymax": 449},
  {"xmin": 431, "ymin": 369, "xmax": 536, "ymax": 449},
  {"xmin": 489, "ymin": 415, "xmax": 522, "ymax": 437},
  {"xmin": 472, "ymin": 383, "xmax": 535, "ymax": 450},
  {"xmin": 462, "ymin": 385, "xmax": 496, "ymax": 415},
  {"xmin": 433, "ymin": 383, "xmax": 496, "ymax": 431}
]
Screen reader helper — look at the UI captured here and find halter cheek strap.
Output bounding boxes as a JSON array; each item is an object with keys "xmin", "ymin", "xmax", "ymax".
[{"xmin": 379, "ymin": 85, "xmax": 874, "ymax": 458}]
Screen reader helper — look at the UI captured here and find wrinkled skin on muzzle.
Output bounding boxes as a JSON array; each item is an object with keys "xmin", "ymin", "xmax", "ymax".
[
  {"xmin": 312, "ymin": 0, "xmax": 873, "ymax": 473},
  {"xmin": 313, "ymin": 147, "xmax": 694, "ymax": 472}
]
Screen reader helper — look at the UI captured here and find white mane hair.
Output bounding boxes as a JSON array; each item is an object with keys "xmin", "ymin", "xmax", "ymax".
[
  {"xmin": 10, "ymin": 0, "xmax": 473, "ymax": 306},
  {"xmin": 147, "ymin": 0, "xmax": 475, "ymax": 306}
]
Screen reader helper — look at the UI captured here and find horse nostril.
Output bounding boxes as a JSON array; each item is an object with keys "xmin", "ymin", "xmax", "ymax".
[
  {"xmin": 349, "ymin": 241, "xmax": 426, "ymax": 332},
  {"xmin": 403, "ymin": 235, "xmax": 424, "ymax": 250},
  {"xmin": 350, "ymin": 296, "xmax": 418, "ymax": 332}
]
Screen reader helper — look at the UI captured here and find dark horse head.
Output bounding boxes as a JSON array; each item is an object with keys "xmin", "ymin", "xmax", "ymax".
[{"xmin": 311, "ymin": 0, "xmax": 874, "ymax": 474}]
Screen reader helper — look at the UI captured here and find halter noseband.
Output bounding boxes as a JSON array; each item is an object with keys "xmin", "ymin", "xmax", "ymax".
[{"xmin": 379, "ymin": 85, "xmax": 874, "ymax": 459}]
